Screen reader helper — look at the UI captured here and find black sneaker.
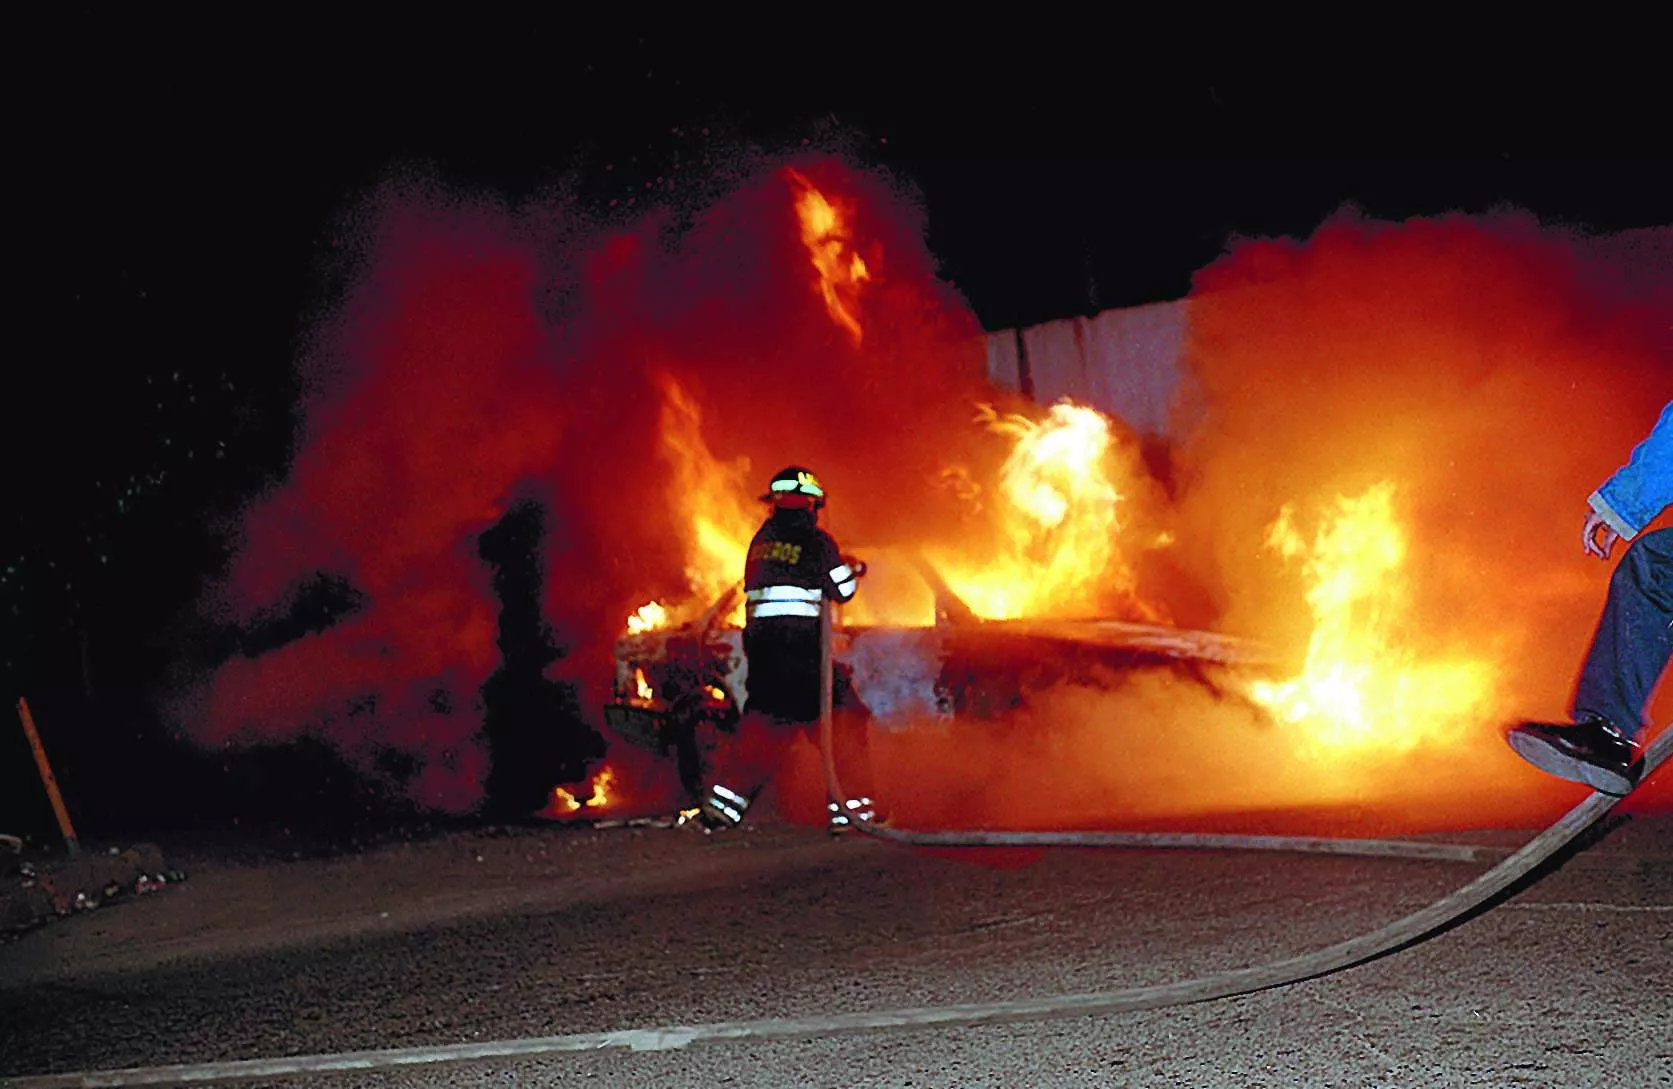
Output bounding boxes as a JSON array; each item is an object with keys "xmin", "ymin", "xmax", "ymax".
[{"xmin": 1506, "ymin": 717, "xmax": 1643, "ymax": 796}]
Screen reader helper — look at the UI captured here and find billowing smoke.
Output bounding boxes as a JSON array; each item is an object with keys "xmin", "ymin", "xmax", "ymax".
[
  {"xmin": 1168, "ymin": 211, "xmax": 1670, "ymax": 822},
  {"xmin": 168, "ymin": 149, "xmax": 1670, "ymax": 830},
  {"xmin": 773, "ymin": 211, "xmax": 1669, "ymax": 835},
  {"xmin": 167, "ymin": 151, "xmax": 993, "ymax": 813}
]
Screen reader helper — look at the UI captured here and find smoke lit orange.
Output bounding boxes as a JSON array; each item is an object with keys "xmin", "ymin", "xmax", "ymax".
[{"xmin": 175, "ymin": 141, "xmax": 1670, "ymax": 834}]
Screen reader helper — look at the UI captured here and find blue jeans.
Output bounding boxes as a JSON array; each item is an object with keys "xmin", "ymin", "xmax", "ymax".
[{"xmin": 1573, "ymin": 527, "xmax": 1673, "ymax": 740}]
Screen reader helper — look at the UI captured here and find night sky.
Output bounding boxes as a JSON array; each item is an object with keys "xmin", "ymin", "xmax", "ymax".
[{"xmin": 8, "ymin": 15, "xmax": 1670, "ymax": 839}]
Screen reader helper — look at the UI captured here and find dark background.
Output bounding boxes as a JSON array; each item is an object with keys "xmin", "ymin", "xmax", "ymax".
[{"xmin": 7, "ymin": 14, "xmax": 1670, "ymax": 848}]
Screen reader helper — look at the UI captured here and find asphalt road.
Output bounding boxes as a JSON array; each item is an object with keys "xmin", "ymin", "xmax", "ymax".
[{"xmin": 2, "ymin": 809, "xmax": 1670, "ymax": 1089}]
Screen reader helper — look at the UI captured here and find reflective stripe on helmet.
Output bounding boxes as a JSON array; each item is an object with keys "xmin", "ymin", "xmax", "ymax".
[{"xmin": 770, "ymin": 470, "xmax": 825, "ymax": 497}]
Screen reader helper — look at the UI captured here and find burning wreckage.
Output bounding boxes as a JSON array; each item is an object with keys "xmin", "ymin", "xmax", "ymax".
[
  {"xmin": 603, "ymin": 545, "xmax": 1277, "ymax": 804},
  {"xmin": 555, "ymin": 167, "xmax": 1540, "ymax": 822}
]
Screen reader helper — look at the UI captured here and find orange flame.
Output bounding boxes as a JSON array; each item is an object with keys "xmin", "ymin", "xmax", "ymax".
[
  {"xmin": 1246, "ymin": 482, "xmax": 1499, "ymax": 757},
  {"xmin": 626, "ymin": 600, "xmax": 668, "ymax": 634},
  {"xmin": 660, "ymin": 375, "xmax": 755, "ymax": 614},
  {"xmin": 633, "ymin": 667, "xmax": 653, "ymax": 702},
  {"xmin": 786, "ymin": 168, "xmax": 870, "ymax": 346},
  {"xmin": 551, "ymin": 764, "xmax": 618, "ymax": 815},
  {"xmin": 932, "ymin": 399, "xmax": 1153, "ymax": 620},
  {"xmin": 589, "ymin": 765, "xmax": 616, "ymax": 807},
  {"xmin": 620, "ymin": 374, "xmax": 756, "ymax": 634}
]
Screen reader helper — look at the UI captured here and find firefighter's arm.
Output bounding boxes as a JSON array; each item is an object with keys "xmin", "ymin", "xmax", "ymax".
[
  {"xmin": 822, "ymin": 538, "xmax": 863, "ymax": 603},
  {"xmin": 826, "ymin": 558, "xmax": 861, "ymax": 602}
]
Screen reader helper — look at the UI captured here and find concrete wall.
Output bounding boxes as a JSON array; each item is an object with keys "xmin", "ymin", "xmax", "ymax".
[{"xmin": 984, "ymin": 298, "xmax": 1192, "ymax": 440}]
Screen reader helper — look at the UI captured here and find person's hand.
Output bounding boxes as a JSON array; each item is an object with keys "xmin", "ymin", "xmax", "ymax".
[
  {"xmin": 1582, "ymin": 509, "xmax": 1620, "ymax": 560},
  {"xmin": 843, "ymin": 555, "xmax": 867, "ymax": 578}
]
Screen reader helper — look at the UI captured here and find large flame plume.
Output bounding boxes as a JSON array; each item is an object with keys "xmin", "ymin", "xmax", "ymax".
[
  {"xmin": 929, "ymin": 399, "xmax": 1161, "ymax": 621},
  {"xmin": 1245, "ymin": 482, "xmax": 1499, "ymax": 757},
  {"xmin": 622, "ymin": 373, "xmax": 760, "ymax": 633},
  {"xmin": 618, "ymin": 174, "xmax": 1168, "ymax": 634}
]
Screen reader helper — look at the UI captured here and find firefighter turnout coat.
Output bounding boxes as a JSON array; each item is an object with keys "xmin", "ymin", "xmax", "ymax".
[{"xmin": 740, "ymin": 507, "xmax": 859, "ymax": 723}]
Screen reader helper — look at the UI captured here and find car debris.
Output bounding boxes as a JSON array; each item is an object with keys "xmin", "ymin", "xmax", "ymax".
[{"xmin": 2, "ymin": 844, "xmax": 187, "ymax": 940}]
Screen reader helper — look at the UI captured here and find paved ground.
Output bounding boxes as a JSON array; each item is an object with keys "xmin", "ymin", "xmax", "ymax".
[{"xmin": 1, "ymin": 806, "xmax": 1670, "ymax": 1089}]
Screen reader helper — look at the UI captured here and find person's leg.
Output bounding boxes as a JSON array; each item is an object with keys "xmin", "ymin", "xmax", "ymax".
[
  {"xmin": 699, "ymin": 709, "xmax": 784, "ymax": 827},
  {"xmin": 699, "ymin": 626, "xmax": 800, "ymax": 828},
  {"xmin": 1572, "ymin": 527, "xmax": 1673, "ymax": 740},
  {"xmin": 1508, "ymin": 527, "xmax": 1672, "ymax": 795}
]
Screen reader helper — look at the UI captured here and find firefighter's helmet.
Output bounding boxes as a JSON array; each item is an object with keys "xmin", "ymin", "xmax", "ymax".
[{"xmin": 761, "ymin": 465, "xmax": 826, "ymax": 509}]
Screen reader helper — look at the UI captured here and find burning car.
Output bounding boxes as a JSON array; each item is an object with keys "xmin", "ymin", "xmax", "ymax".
[{"xmin": 603, "ymin": 546, "xmax": 1276, "ymax": 802}]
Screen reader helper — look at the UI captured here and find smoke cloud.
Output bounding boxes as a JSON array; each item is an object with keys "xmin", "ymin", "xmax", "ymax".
[{"xmin": 168, "ymin": 154, "xmax": 1670, "ymax": 827}]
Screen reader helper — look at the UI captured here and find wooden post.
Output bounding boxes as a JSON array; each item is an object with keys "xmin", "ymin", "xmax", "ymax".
[{"xmin": 16, "ymin": 698, "xmax": 80, "ymax": 858}]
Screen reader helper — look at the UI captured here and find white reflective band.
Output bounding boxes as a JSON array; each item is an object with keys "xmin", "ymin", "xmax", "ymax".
[
  {"xmin": 713, "ymin": 784, "xmax": 750, "ymax": 808},
  {"xmin": 749, "ymin": 600, "xmax": 821, "ymax": 618},
  {"xmin": 712, "ymin": 801, "xmax": 742, "ymax": 824},
  {"xmin": 746, "ymin": 585, "xmax": 822, "ymax": 602},
  {"xmin": 771, "ymin": 475, "xmax": 824, "ymax": 496},
  {"xmin": 835, "ymin": 578, "xmax": 857, "ymax": 599},
  {"xmin": 829, "ymin": 564, "xmax": 854, "ymax": 583}
]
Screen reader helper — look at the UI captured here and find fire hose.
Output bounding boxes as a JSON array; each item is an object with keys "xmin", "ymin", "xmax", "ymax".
[{"xmin": 4, "ymin": 615, "xmax": 1668, "ymax": 1087}]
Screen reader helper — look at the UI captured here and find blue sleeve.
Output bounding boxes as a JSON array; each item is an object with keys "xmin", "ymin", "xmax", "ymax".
[{"xmin": 1589, "ymin": 399, "xmax": 1673, "ymax": 540}]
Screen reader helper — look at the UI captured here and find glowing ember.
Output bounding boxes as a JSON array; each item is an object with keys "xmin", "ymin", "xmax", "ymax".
[
  {"xmin": 786, "ymin": 167, "xmax": 870, "ymax": 346},
  {"xmin": 626, "ymin": 600, "xmax": 668, "ymax": 634},
  {"xmin": 551, "ymin": 765, "xmax": 617, "ymax": 815},
  {"xmin": 1246, "ymin": 483, "xmax": 1498, "ymax": 756},
  {"xmin": 933, "ymin": 399, "xmax": 1149, "ymax": 620},
  {"xmin": 706, "ymin": 684, "xmax": 726, "ymax": 701}
]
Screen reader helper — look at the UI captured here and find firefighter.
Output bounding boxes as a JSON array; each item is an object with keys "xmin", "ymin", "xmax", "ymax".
[{"xmin": 698, "ymin": 466, "xmax": 878, "ymax": 833}]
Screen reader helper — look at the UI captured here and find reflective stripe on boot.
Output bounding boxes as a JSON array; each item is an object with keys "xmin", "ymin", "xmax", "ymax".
[
  {"xmin": 703, "ymin": 783, "xmax": 751, "ymax": 828},
  {"xmin": 828, "ymin": 796, "xmax": 875, "ymax": 834}
]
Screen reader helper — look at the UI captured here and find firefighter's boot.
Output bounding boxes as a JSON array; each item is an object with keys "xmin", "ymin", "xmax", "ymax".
[
  {"xmin": 827, "ymin": 795, "xmax": 876, "ymax": 835},
  {"xmin": 700, "ymin": 783, "xmax": 753, "ymax": 831}
]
